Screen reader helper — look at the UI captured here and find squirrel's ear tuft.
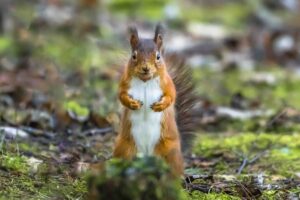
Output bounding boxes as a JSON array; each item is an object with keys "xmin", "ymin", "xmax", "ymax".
[
  {"xmin": 128, "ymin": 26, "xmax": 139, "ymax": 49},
  {"xmin": 154, "ymin": 23, "xmax": 165, "ymax": 50}
]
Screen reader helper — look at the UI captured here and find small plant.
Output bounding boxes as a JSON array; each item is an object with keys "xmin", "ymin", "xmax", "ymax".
[{"xmin": 87, "ymin": 156, "xmax": 185, "ymax": 200}]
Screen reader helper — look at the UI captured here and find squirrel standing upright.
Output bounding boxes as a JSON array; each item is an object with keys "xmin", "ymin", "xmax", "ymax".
[{"xmin": 113, "ymin": 24, "xmax": 197, "ymax": 175}]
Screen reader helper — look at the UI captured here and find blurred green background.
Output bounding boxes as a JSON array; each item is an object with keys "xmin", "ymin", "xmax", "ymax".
[{"xmin": 1, "ymin": 0, "xmax": 300, "ymax": 199}]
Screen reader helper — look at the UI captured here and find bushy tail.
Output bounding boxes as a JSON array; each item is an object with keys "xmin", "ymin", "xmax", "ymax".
[{"xmin": 164, "ymin": 53, "xmax": 199, "ymax": 153}]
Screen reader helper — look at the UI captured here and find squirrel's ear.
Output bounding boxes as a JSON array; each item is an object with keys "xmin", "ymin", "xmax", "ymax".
[
  {"xmin": 154, "ymin": 23, "xmax": 164, "ymax": 50},
  {"xmin": 129, "ymin": 26, "xmax": 139, "ymax": 49}
]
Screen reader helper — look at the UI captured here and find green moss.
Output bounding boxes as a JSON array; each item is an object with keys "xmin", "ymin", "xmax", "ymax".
[
  {"xmin": 193, "ymin": 132, "xmax": 300, "ymax": 176},
  {"xmin": 37, "ymin": 34, "xmax": 90, "ymax": 69},
  {"xmin": 0, "ymin": 173, "xmax": 87, "ymax": 200},
  {"xmin": 0, "ymin": 153, "xmax": 87, "ymax": 199},
  {"xmin": 0, "ymin": 37, "xmax": 13, "ymax": 54},
  {"xmin": 64, "ymin": 101, "xmax": 90, "ymax": 117},
  {"xmin": 18, "ymin": 143, "xmax": 40, "ymax": 154},
  {"xmin": 188, "ymin": 191, "xmax": 239, "ymax": 200},
  {"xmin": 108, "ymin": 0, "xmax": 169, "ymax": 20},
  {"xmin": 0, "ymin": 154, "xmax": 29, "ymax": 173},
  {"xmin": 259, "ymin": 189, "xmax": 300, "ymax": 200}
]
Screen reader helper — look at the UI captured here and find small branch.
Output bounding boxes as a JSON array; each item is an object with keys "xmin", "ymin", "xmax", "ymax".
[
  {"xmin": 265, "ymin": 109, "xmax": 287, "ymax": 128},
  {"xmin": 19, "ymin": 126, "xmax": 55, "ymax": 139},
  {"xmin": 237, "ymin": 158, "xmax": 248, "ymax": 174},
  {"xmin": 237, "ymin": 151, "xmax": 268, "ymax": 174},
  {"xmin": 249, "ymin": 151, "xmax": 268, "ymax": 164},
  {"xmin": 81, "ymin": 127, "xmax": 113, "ymax": 136},
  {"xmin": 188, "ymin": 184, "xmax": 211, "ymax": 193}
]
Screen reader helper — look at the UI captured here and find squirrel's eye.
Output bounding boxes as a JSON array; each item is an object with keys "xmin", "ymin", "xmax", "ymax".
[
  {"xmin": 156, "ymin": 52, "xmax": 161, "ymax": 61},
  {"xmin": 132, "ymin": 51, "xmax": 137, "ymax": 61}
]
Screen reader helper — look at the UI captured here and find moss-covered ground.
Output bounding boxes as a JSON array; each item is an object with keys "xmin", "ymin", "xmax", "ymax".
[{"xmin": 1, "ymin": 67, "xmax": 300, "ymax": 199}]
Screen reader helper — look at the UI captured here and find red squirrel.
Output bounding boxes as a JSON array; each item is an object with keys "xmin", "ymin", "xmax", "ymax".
[{"xmin": 113, "ymin": 24, "xmax": 197, "ymax": 175}]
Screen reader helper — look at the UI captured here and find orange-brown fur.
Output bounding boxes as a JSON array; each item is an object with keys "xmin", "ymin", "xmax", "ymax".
[{"xmin": 113, "ymin": 25, "xmax": 184, "ymax": 175}]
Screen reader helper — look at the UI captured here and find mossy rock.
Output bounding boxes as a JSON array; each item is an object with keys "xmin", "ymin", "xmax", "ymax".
[{"xmin": 87, "ymin": 156, "xmax": 184, "ymax": 200}]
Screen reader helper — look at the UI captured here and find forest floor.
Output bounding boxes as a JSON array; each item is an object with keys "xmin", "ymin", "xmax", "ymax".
[{"xmin": 1, "ymin": 66, "xmax": 300, "ymax": 199}]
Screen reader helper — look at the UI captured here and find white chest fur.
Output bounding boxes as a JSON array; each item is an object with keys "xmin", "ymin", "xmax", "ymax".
[{"xmin": 128, "ymin": 77, "xmax": 163, "ymax": 155}]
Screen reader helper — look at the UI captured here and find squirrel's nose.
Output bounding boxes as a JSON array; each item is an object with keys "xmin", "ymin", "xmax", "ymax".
[{"xmin": 142, "ymin": 67, "xmax": 149, "ymax": 73}]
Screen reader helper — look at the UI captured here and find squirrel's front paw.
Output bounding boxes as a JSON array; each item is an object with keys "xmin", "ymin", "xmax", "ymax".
[
  {"xmin": 151, "ymin": 101, "xmax": 167, "ymax": 112},
  {"xmin": 128, "ymin": 99, "xmax": 143, "ymax": 110}
]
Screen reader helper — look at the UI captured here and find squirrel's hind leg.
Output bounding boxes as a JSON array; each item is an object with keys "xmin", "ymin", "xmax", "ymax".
[
  {"xmin": 113, "ymin": 136, "xmax": 137, "ymax": 159},
  {"xmin": 155, "ymin": 108, "xmax": 184, "ymax": 175},
  {"xmin": 155, "ymin": 139, "xmax": 184, "ymax": 175},
  {"xmin": 113, "ymin": 110, "xmax": 137, "ymax": 159}
]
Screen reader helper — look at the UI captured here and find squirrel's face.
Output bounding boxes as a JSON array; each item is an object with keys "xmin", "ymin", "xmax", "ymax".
[
  {"xmin": 127, "ymin": 25, "xmax": 164, "ymax": 82},
  {"xmin": 129, "ymin": 39, "xmax": 163, "ymax": 82}
]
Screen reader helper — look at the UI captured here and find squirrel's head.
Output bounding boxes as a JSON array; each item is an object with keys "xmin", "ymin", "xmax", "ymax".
[{"xmin": 127, "ymin": 24, "xmax": 165, "ymax": 82}]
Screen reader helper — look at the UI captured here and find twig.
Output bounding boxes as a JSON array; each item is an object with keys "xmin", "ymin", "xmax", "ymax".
[
  {"xmin": 237, "ymin": 158, "xmax": 248, "ymax": 174},
  {"xmin": 249, "ymin": 150, "xmax": 268, "ymax": 164},
  {"xmin": 81, "ymin": 127, "xmax": 113, "ymax": 136},
  {"xmin": 237, "ymin": 150, "xmax": 268, "ymax": 175},
  {"xmin": 188, "ymin": 183, "xmax": 211, "ymax": 193},
  {"xmin": 19, "ymin": 126, "xmax": 55, "ymax": 139},
  {"xmin": 265, "ymin": 109, "xmax": 287, "ymax": 129},
  {"xmin": 0, "ymin": 129, "xmax": 5, "ymax": 151}
]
